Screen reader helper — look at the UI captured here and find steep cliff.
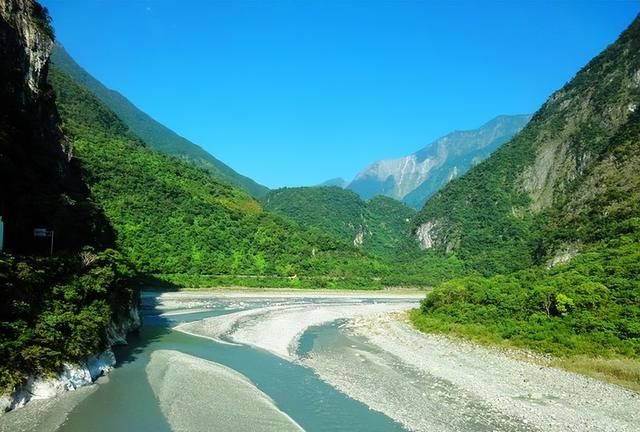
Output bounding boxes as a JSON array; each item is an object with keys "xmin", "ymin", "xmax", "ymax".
[
  {"xmin": 0, "ymin": 0, "xmax": 139, "ymax": 413},
  {"xmin": 0, "ymin": 0, "xmax": 113, "ymax": 253},
  {"xmin": 412, "ymin": 15, "xmax": 640, "ymax": 275},
  {"xmin": 348, "ymin": 115, "xmax": 530, "ymax": 208}
]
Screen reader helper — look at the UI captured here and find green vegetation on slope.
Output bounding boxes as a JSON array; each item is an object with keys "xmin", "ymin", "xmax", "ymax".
[
  {"xmin": 0, "ymin": 250, "xmax": 136, "ymax": 392},
  {"xmin": 411, "ymin": 15, "xmax": 640, "ymax": 387},
  {"xmin": 414, "ymin": 222, "xmax": 640, "ymax": 359},
  {"xmin": 262, "ymin": 187, "xmax": 416, "ymax": 256},
  {"xmin": 412, "ymin": 15, "xmax": 640, "ymax": 275},
  {"xmin": 51, "ymin": 45, "xmax": 269, "ymax": 199},
  {"xmin": 50, "ymin": 67, "xmax": 391, "ymax": 285}
]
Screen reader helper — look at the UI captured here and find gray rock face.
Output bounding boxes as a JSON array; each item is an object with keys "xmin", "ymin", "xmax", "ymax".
[
  {"xmin": 415, "ymin": 221, "xmax": 439, "ymax": 250},
  {"xmin": 347, "ymin": 115, "xmax": 531, "ymax": 208},
  {"xmin": 0, "ymin": 0, "xmax": 53, "ymax": 102}
]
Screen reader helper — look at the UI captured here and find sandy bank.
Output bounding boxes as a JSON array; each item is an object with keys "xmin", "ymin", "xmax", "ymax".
[
  {"xmin": 175, "ymin": 301, "xmax": 417, "ymax": 359},
  {"xmin": 146, "ymin": 350, "xmax": 302, "ymax": 432}
]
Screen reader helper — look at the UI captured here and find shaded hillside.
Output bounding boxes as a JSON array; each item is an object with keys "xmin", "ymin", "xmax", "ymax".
[
  {"xmin": 49, "ymin": 67, "xmax": 384, "ymax": 280},
  {"xmin": 0, "ymin": 2, "xmax": 112, "ymax": 253},
  {"xmin": 51, "ymin": 45, "xmax": 269, "ymax": 199},
  {"xmin": 262, "ymin": 187, "xmax": 415, "ymax": 256},
  {"xmin": 348, "ymin": 115, "xmax": 530, "ymax": 208},
  {"xmin": 0, "ymin": 0, "xmax": 136, "ymax": 396}
]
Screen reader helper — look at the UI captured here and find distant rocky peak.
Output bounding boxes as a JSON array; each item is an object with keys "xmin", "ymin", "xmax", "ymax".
[{"xmin": 347, "ymin": 114, "xmax": 530, "ymax": 207}]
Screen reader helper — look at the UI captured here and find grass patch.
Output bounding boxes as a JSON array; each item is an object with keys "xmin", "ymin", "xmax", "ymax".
[
  {"xmin": 554, "ymin": 356, "xmax": 640, "ymax": 392},
  {"xmin": 410, "ymin": 309, "xmax": 640, "ymax": 392}
]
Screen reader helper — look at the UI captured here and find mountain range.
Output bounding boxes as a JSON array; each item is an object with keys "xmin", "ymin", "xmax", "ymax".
[{"xmin": 347, "ymin": 114, "xmax": 531, "ymax": 208}]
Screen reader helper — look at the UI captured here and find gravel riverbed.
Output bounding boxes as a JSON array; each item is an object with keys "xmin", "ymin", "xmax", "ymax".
[{"xmin": 310, "ymin": 312, "xmax": 640, "ymax": 432}]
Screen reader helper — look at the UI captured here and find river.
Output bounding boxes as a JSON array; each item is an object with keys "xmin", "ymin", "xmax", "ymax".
[{"xmin": 1, "ymin": 291, "xmax": 638, "ymax": 432}]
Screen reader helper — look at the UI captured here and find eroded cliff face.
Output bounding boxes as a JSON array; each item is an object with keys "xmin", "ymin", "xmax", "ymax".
[
  {"xmin": 0, "ymin": 0, "xmax": 141, "ymax": 414},
  {"xmin": 0, "ymin": 0, "xmax": 72, "ymax": 252},
  {"xmin": 0, "ymin": 0, "xmax": 113, "ymax": 254},
  {"xmin": 0, "ymin": 0, "xmax": 53, "ymax": 103},
  {"xmin": 517, "ymin": 39, "xmax": 640, "ymax": 214}
]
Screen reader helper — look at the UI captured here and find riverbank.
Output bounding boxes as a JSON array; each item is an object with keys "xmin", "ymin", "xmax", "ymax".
[
  {"xmin": 164, "ymin": 291, "xmax": 640, "ymax": 431},
  {"xmin": 143, "ymin": 286, "xmax": 430, "ymax": 295},
  {"xmin": 410, "ymin": 310, "xmax": 640, "ymax": 393},
  {"xmin": 333, "ymin": 311, "xmax": 640, "ymax": 432},
  {"xmin": 147, "ymin": 273, "xmax": 435, "ymax": 291},
  {"xmin": 0, "ymin": 304, "xmax": 141, "ymax": 417},
  {"xmin": 146, "ymin": 287, "xmax": 427, "ymax": 299}
]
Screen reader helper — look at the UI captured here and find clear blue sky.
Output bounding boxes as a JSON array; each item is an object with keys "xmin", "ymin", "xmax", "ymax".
[{"xmin": 42, "ymin": 0, "xmax": 639, "ymax": 189}]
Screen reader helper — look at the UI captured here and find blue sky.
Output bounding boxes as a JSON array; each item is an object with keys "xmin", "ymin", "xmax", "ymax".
[{"xmin": 42, "ymin": 0, "xmax": 639, "ymax": 189}]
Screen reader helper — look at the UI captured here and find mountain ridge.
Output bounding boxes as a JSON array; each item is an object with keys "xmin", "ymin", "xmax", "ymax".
[
  {"xmin": 411, "ymin": 14, "xmax": 640, "ymax": 274},
  {"xmin": 347, "ymin": 114, "xmax": 530, "ymax": 208},
  {"xmin": 51, "ymin": 45, "xmax": 269, "ymax": 198},
  {"xmin": 262, "ymin": 187, "xmax": 415, "ymax": 256}
]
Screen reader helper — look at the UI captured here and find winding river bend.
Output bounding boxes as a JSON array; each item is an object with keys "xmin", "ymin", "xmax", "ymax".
[{"xmin": 1, "ymin": 291, "xmax": 638, "ymax": 432}]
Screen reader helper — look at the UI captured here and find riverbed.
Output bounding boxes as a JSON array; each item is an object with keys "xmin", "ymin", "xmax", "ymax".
[{"xmin": 1, "ymin": 290, "xmax": 638, "ymax": 432}]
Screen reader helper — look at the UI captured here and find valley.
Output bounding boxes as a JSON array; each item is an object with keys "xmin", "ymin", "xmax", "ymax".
[{"xmin": 1, "ymin": 0, "xmax": 639, "ymax": 430}]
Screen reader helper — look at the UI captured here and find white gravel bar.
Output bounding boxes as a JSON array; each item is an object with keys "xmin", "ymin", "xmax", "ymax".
[
  {"xmin": 175, "ymin": 301, "xmax": 416, "ymax": 359},
  {"xmin": 306, "ymin": 313, "xmax": 640, "ymax": 432},
  {"xmin": 145, "ymin": 350, "xmax": 303, "ymax": 432}
]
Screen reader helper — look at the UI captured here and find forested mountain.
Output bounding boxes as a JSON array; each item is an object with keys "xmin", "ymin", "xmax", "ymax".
[
  {"xmin": 348, "ymin": 115, "xmax": 530, "ymax": 208},
  {"xmin": 49, "ymin": 67, "xmax": 388, "ymax": 285},
  {"xmin": 0, "ymin": 0, "xmax": 137, "ymax": 396},
  {"xmin": 51, "ymin": 45, "xmax": 269, "ymax": 199},
  {"xmin": 262, "ymin": 187, "xmax": 415, "ymax": 256},
  {"xmin": 412, "ymin": 16, "xmax": 640, "ymax": 275},
  {"xmin": 412, "ymin": 15, "xmax": 640, "ymax": 363}
]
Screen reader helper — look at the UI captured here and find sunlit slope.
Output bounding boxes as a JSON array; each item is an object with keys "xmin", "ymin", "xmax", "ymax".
[
  {"xmin": 411, "ymin": 15, "xmax": 640, "ymax": 275},
  {"xmin": 52, "ymin": 45, "xmax": 269, "ymax": 199},
  {"xmin": 50, "ymin": 67, "xmax": 382, "ymax": 278},
  {"xmin": 410, "ymin": 15, "xmax": 640, "ymax": 370}
]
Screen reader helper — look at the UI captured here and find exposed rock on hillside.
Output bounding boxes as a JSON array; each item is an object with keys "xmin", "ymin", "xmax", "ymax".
[{"xmin": 348, "ymin": 115, "xmax": 530, "ymax": 208}]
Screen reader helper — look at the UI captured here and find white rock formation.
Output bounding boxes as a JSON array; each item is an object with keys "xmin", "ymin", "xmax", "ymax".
[
  {"xmin": 415, "ymin": 221, "xmax": 438, "ymax": 249},
  {"xmin": 0, "ymin": 307, "xmax": 140, "ymax": 415}
]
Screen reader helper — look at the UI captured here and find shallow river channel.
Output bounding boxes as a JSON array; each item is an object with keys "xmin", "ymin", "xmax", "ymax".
[{"xmin": 2, "ymin": 291, "xmax": 638, "ymax": 432}]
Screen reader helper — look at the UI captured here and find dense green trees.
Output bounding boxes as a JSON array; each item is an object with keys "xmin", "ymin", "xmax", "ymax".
[
  {"xmin": 0, "ymin": 249, "xmax": 137, "ymax": 392},
  {"xmin": 49, "ymin": 67, "xmax": 395, "ymax": 284},
  {"xmin": 414, "ymin": 223, "xmax": 640, "ymax": 358},
  {"xmin": 262, "ymin": 187, "xmax": 416, "ymax": 256}
]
